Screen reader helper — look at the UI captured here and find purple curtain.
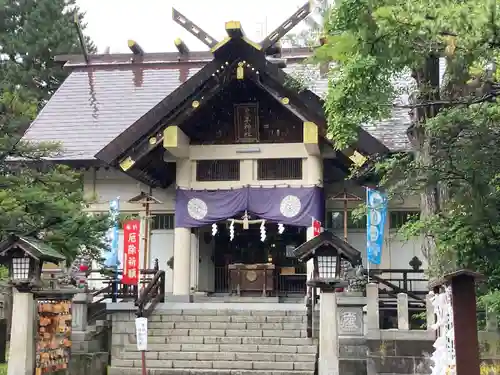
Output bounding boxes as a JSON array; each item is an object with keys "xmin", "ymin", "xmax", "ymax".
[
  {"xmin": 175, "ymin": 188, "xmax": 248, "ymax": 228},
  {"xmin": 248, "ymin": 187, "xmax": 323, "ymax": 227},
  {"xmin": 175, "ymin": 186, "xmax": 324, "ymax": 228}
]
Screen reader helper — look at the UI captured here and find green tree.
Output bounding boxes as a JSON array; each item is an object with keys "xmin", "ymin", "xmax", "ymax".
[
  {"xmin": 312, "ymin": 0, "xmax": 500, "ymax": 299},
  {"xmin": 0, "ymin": 0, "xmax": 108, "ymax": 263},
  {"xmin": 0, "ymin": 0, "xmax": 96, "ymax": 104},
  {"xmin": 283, "ymin": 0, "xmax": 331, "ymax": 47}
]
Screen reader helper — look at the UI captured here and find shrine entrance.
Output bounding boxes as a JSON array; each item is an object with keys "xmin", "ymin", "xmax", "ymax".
[{"xmin": 212, "ymin": 213, "xmax": 307, "ymax": 296}]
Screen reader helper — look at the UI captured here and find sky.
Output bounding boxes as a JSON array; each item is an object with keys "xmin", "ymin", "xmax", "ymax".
[{"xmin": 77, "ymin": 0, "xmax": 309, "ymax": 54}]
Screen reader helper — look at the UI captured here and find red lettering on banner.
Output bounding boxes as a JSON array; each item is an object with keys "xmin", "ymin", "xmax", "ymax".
[{"xmin": 122, "ymin": 219, "xmax": 141, "ymax": 285}]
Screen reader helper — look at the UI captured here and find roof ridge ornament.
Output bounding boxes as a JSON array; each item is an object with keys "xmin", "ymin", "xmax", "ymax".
[
  {"xmin": 260, "ymin": 1, "xmax": 313, "ymax": 52},
  {"xmin": 172, "ymin": 8, "xmax": 218, "ymax": 49},
  {"xmin": 172, "ymin": 1, "xmax": 313, "ymax": 55}
]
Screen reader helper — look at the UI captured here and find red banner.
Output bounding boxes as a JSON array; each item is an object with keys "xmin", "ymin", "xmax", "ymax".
[
  {"xmin": 312, "ymin": 218, "xmax": 321, "ymax": 237},
  {"xmin": 122, "ymin": 219, "xmax": 140, "ymax": 285}
]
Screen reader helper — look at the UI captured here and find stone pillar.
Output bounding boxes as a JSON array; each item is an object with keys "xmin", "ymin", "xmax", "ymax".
[
  {"xmin": 173, "ymin": 227, "xmax": 191, "ymax": 296},
  {"xmin": 8, "ymin": 289, "xmax": 35, "ymax": 375},
  {"xmin": 426, "ymin": 292, "xmax": 435, "ymax": 330},
  {"xmin": 304, "ymin": 151, "xmax": 323, "ymax": 282},
  {"xmin": 397, "ymin": 292, "xmax": 409, "ymax": 330},
  {"xmin": 72, "ymin": 293, "xmax": 90, "ymax": 332},
  {"xmin": 306, "ymin": 227, "xmax": 315, "ymax": 280},
  {"xmin": 366, "ymin": 283, "xmax": 379, "ymax": 331},
  {"xmin": 319, "ymin": 290, "xmax": 339, "ymax": 375}
]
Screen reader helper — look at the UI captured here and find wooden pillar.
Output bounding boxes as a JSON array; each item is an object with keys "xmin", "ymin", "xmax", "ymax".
[{"xmin": 450, "ymin": 271, "xmax": 481, "ymax": 375}]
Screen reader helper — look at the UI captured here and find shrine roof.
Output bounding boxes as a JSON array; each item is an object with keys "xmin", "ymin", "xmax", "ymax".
[
  {"xmin": 293, "ymin": 230, "xmax": 362, "ymax": 266},
  {"xmin": 0, "ymin": 235, "xmax": 66, "ymax": 265},
  {"xmin": 21, "ymin": 47, "xmax": 411, "ymax": 162}
]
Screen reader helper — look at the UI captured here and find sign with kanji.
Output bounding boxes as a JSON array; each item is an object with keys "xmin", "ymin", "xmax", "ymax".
[
  {"xmin": 122, "ymin": 219, "xmax": 140, "ymax": 285},
  {"xmin": 312, "ymin": 218, "xmax": 321, "ymax": 237},
  {"xmin": 135, "ymin": 317, "xmax": 148, "ymax": 351},
  {"xmin": 234, "ymin": 103, "xmax": 259, "ymax": 143}
]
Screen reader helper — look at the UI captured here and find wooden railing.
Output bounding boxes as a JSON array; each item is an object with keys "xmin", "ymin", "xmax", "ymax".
[
  {"xmin": 365, "ymin": 268, "xmax": 427, "ymax": 301},
  {"xmin": 87, "ymin": 269, "xmax": 157, "ymax": 303},
  {"xmin": 135, "ymin": 260, "xmax": 165, "ymax": 318}
]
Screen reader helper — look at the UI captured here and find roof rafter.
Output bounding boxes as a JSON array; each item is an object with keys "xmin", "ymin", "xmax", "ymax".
[
  {"xmin": 95, "ymin": 57, "xmax": 223, "ymax": 165},
  {"xmin": 114, "ymin": 60, "xmax": 240, "ymax": 171}
]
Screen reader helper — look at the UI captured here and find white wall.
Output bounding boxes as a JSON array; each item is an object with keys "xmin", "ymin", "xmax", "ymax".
[{"xmin": 84, "ymin": 168, "xmax": 427, "ymax": 293}]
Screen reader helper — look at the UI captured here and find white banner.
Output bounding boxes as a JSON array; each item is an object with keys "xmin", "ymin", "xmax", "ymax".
[{"xmin": 135, "ymin": 317, "xmax": 148, "ymax": 351}]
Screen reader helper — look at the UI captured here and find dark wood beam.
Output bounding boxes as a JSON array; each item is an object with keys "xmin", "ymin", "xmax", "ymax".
[
  {"xmin": 172, "ymin": 8, "xmax": 218, "ymax": 49},
  {"xmin": 225, "ymin": 21, "xmax": 245, "ymax": 38},
  {"xmin": 115, "ymin": 60, "xmax": 239, "ymax": 170},
  {"xmin": 95, "ymin": 57, "xmax": 223, "ymax": 165},
  {"xmin": 174, "ymin": 38, "xmax": 190, "ymax": 55},
  {"xmin": 260, "ymin": 1, "xmax": 313, "ymax": 51},
  {"xmin": 128, "ymin": 40, "xmax": 145, "ymax": 56},
  {"xmin": 73, "ymin": 12, "xmax": 89, "ymax": 64},
  {"xmin": 238, "ymin": 42, "xmax": 390, "ymax": 157}
]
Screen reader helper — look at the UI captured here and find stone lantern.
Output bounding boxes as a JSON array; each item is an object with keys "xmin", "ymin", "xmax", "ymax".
[
  {"xmin": 0, "ymin": 235, "xmax": 65, "ymax": 290},
  {"xmin": 293, "ymin": 230, "xmax": 362, "ymax": 375},
  {"xmin": 293, "ymin": 230, "xmax": 362, "ymax": 290},
  {"xmin": 0, "ymin": 235, "xmax": 65, "ymax": 375}
]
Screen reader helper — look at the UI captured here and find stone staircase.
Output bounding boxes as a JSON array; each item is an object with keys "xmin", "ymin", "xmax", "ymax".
[{"xmin": 108, "ymin": 305, "xmax": 318, "ymax": 375}]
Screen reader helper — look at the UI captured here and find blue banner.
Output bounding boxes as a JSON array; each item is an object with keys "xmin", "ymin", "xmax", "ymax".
[
  {"xmin": 366, "ymin": 188, "xmax": 387, "ymax": 265},
  {"xmin": 104, "ymin": 198, "xmax": 120, "ymax": 268}
]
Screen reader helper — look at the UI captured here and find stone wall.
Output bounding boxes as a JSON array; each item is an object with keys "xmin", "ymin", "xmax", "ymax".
[
  {"xmin": 366, "ymin": 339, "xmax": 433, "ymax": 375},
  {"xmin": 69, "ymin": 293, "xmax": 110, "ymax": 375}
]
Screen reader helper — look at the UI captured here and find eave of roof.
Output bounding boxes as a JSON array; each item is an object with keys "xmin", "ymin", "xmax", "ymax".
[
  {"xmin": 21, "ymin": 42, "xmax": 412, "ymax": 166},
  {"xmin": 54, "ymin": 47, "xmax": 316, "ymax": 68}
]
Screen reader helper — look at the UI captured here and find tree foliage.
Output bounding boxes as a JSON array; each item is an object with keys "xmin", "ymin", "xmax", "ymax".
[
  {"xmin": 0, "ymin": 0, "xmax": 108, "ymax": 263},
  {"xmin": 315, "ymin": 0, "xmax": 500, "ymax": 304}
]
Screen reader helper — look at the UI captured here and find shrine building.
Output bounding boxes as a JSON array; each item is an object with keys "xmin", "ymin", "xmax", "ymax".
[{"xmin": 22, "ymin": 10, "xmax": 427, "ymax": 298}]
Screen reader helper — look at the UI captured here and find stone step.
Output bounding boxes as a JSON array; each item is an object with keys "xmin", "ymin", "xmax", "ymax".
[
  {"xmin": 110, "ymin": 358, "xmax": 315, "ymax": 371},
  {"xmin": 120, "ymin": 351, "xmax": 316, "ymax": 362},
  {"xmin": 149, "ymin": 321, "xmax": 306, "ymax": 330},
  {"xmin": 145, "ymin": 329, "xmax": 308, "ymax": 338},
  {"xmin": 123, "ymin": 342, "xmax": 317, "ymax": 353},
  {"xmin": 149, "ymin": 315, "xmax": 307, "ymax": 323},
  {"xmin": 108, "ymin": 367, "xmax": 314, "ymax": 375}
]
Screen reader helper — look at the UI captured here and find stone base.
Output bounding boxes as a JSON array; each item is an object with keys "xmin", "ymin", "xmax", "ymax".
[
  {"xmin": 69, "ymin": 352, "xmax": 108, "ymax": 375},
  {"xmin": 164, "ymin": 294, "xmax": 193, "ymax": 303},
  {"xmin": 107, "ymin": 368, "xmax": 314, "ymax": 375}
]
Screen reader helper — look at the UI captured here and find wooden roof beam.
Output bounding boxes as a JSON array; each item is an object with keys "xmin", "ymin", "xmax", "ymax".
[
  {"xmin": 225, "ymin": 21, "xmax": 245, "ymax": 38},
  {"xmin": 172, "ymin": 8, "xmax": 218, "ymax": 49},
  {"xmin": 73, "ymin": 12, "xmax": 89, "ymax": 64},
  {"xmin": 174, "ymin": 38, "xmax": 190, "ymax": 55},
  {"xmin": 128, "ymin": 40, "xmax": 144, "ymax": 56},
  {"xmin": 260, "ymin": 1, "xmax": 313, "ymax": 51}
]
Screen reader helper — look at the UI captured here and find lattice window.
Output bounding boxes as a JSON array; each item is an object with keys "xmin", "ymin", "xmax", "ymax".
[
  {"xmin": 196, "ymin": 160, "xmax": 240, "ymax": 181},
  {"xmin": 151, "ymin": 214, "xmax": 175, "ymax": 230},
  {"xmin": 325, "ymin": 211, "xmax": 366, "ymax": 230},
  {"xmin": 390, "ymin": 211, "xmax": 419, "ymax": 229},
  {"xmin": 257, "ymin": 158, "xmax": 302, "ymax": 180}
]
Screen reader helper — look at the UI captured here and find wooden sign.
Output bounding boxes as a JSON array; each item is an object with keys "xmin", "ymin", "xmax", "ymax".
[
  {"xmin": 234, "ymin": 103, "xmax": 259, "ymax": 143},
  {"xmin": 122, "ymin": 219, "xmax": 141, "ymax": 285},
  {"xmin": 135, "ymin": 317, "xmax": 148, "ymax": 351}
]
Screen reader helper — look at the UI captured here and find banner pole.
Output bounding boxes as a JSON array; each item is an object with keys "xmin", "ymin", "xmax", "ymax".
[
  {"xmin": 141, "ymin": 350, "xmax": 147, "ymax": 375},
  {"xmin": 366, "ymin": 187, "xmax": 370, "ymax": 283}
]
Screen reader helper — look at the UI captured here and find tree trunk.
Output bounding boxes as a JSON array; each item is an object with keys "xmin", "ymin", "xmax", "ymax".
[{"xmin": 410, "ymin": 55, "xmax": 451, "ymax": 275}]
